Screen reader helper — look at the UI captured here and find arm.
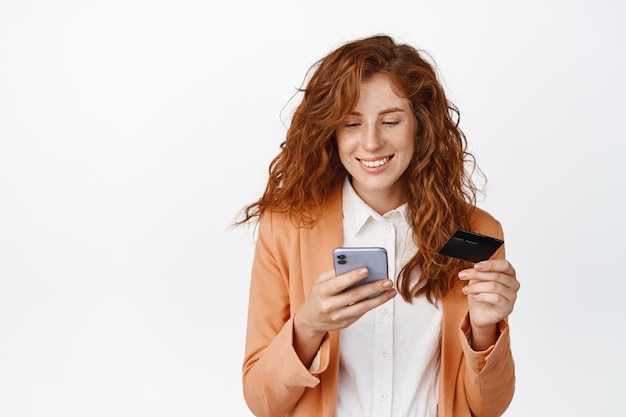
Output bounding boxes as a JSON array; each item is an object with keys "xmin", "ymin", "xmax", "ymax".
[
  {"xmin": 457, "ymin": 313, "xmax": 516, "ymax": 417},
  {"xmin": 242, "ymin": 212, "xmax": 397, "ymax": 416},
  {"xmin": 457, "ymin": 220, "xmax": 519, "ymax": 417},
  {"xmin": 242, "ymin": 214, "xmax": 325, "ymax": 417}
]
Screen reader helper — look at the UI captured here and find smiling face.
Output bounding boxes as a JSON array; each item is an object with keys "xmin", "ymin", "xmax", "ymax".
[{"xmin": 335, "ymin": 73, "xmax": 416, "ymax": 214}]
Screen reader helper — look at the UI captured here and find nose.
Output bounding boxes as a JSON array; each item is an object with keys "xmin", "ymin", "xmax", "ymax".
[{"xmin": 362, "ymin": 125, "xmax": 384, "ymax": 151}]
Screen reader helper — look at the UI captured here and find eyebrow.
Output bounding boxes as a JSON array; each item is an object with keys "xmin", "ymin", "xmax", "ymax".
[{"xmin": 349, "ymin": 107, "xmax": 406, "ymax": 116}]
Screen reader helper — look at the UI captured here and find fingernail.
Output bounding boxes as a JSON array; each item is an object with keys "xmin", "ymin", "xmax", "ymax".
[
  {"xmin": 357, "ymin": 268, "xmax": 369, "ymax": 276},
  {"xmin": 458, "ymin": 271, "xmax": 468, "ymax": 279},
  {"xmin": 462, "ymin": 286, "xmax": 468, "ymax": 294},
  {"xmin": 474, "ymin": 262, "xmax": 485, "ymax": 270},
  {"xmin": 382, "ymin": 279, "xmax": 393, "ymax": 288}
]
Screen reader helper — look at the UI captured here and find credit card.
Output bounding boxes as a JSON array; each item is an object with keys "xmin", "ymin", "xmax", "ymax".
[{"xmin": 438, "ymin": 229, "xmax": 504, "ymax": 263}]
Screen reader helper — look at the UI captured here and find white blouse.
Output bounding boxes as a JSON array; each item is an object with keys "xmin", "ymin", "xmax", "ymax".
[{"xmin": 337, "ymin": 179, "xmax": 442, "ymax": 417}]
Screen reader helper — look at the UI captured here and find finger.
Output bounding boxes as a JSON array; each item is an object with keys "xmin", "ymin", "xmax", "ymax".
[
  {"xmin": 313, "ymin": 268, "xmax": 365, "ymax": 298},
  {"xmin": 319, "ymin": 276, "xmax": 394, "ymax": 323},
  {"xmin": 474, "ymin": 259, "xmax": 516, "ymax": 276},
  {"xmin": 458, "ymin": 264, "xmax": 519, "ymax": 291},
  {"xmin": 338, "ymin": 288, "xmax": 397, "ymax": 320},
  {"xmin": 314, "ymin": 268, "xmax": 340, "ymax": 284},
  {"xmin": 339, "ymin": 278, "xmax": 395, "ymax": 305},
  {"xmin": 332, "ymin": 267, "xmax": 385, "ymax": 294},
  {"xmin": 469, "ymin": 292, "xmax": 515, "ymax": 316},
  {"xmin": 458, "ymin": 260, "xmax": 514, "ymax": 280},
  {"xmin": 465, "ymin": 291, "xmax": 515, "ymax": 315},
  {"xmin": 467, "ymin": 272, "xmax": 520, "ymax": 293},
  {"xmin": 462, "ymin": 281, "xmax": 518, "ymax": 303}
]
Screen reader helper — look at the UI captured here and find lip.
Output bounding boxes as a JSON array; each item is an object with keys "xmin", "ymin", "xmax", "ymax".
[{"xmin": 357, "ymin": 155, "xmax": 393, "ymax": 169}]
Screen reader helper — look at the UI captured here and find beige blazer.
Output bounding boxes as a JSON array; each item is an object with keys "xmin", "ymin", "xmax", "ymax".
[{"xmin": 242, "ymin": 189, "xmax": 515, "ymax": 417}]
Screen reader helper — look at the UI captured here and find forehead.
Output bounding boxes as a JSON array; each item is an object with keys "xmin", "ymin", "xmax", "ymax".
[{"xmin": 353, "ymin": 74, "xmax": 411, "ymax": 111}]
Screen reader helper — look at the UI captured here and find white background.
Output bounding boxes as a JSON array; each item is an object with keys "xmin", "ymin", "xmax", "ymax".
[{"xmin": 1, "ymin": 1, "xmax": 624, "ymax": 416}]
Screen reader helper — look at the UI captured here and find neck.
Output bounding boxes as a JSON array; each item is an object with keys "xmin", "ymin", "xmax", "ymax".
[{"xmin": 356, "ymin": 189, "xmax": 405, "ymax": 215}]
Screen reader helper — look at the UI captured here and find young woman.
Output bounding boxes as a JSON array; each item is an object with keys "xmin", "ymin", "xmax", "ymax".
[{"xmin": 238, "ymin": 34, "xmax": 519, "ymax": 417}]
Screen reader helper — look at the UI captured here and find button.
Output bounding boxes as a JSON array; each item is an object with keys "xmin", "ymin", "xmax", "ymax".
[
  {"xmin": 384, "ymin": 226, "xmax": 391, "ymax": 233},
  {"xmin": 380, "ymin": 349, "xmax": 389, "ymax": 357},
  {"xmin": 381, "ymin": 306, "xmax": 389, "ymax": 314},
  {"xmin": 379, "ymin": 393, "xmax": 386, "ymax": 401}
]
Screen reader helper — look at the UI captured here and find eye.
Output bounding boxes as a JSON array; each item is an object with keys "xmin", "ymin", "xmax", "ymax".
[
  {"xmin": 382, "ymin": 120, "xmax": 400, "ymax": 126},
  {"xmin": 344, "ymin": 122, "xmax": 361, "ymax": 128}
]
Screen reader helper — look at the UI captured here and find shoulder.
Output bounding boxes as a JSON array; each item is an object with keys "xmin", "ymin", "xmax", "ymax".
[
  {"xmin": 255, "ymin": 189, "xmax": 343, "ymax": 282},
  {"xmin": 469, "ymin": 206, "xmax": 504, "ymax": 240},
  {"xmin": 258, "ymin": 188, "xmax": 343, "ymax": 230},
  {"xmin": 257, "ymin": 188, "xmax": 343, "ymax": 242}
]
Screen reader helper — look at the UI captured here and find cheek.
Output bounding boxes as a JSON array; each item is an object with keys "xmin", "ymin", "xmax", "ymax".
[
  {"xmin": 399, "ymin": 134, "xmax": 416, "ymax": 167},
  {"xmin": 335, "ymin": 136, "xmax": 351, "ymax": 160},
  {"xmin": 403, "ymin": 131, "xmax": 416, "ymax": 153},
  {"xmin": 336, "ymin": 138, "xmax": 357, "ymax": 172}
]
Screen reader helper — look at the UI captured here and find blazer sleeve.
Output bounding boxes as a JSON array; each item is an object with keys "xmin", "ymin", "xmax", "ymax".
[
  {"xmin": 242, "ymin": 212, "xmax": 331, "ymax": 417},
  {"xmin": 458, "ymin": 219, "xmax": 516, "ymax": 417}
]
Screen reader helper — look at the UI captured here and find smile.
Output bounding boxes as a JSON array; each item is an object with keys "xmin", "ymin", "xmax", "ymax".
[{"xmin": 358, "ymin": 156, "xmax": 391, "ymax": 168}]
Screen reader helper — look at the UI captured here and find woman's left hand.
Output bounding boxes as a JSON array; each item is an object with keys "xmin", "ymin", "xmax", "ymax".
[{"xmin": 458, "ymin": 259, "xmax": 520, "ymax": 349}]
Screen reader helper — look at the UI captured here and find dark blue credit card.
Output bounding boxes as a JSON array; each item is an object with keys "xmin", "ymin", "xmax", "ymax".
[{"xmin": 438, "ymin": 229, "xmax": 504, "ymax": 263}]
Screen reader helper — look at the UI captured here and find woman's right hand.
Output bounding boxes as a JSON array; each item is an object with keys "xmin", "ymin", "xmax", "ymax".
[{"xmin": 293, "ymin": 268, "xmax": 396, "ymax": 366}]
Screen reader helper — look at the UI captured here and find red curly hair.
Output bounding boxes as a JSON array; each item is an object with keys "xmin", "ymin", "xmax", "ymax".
[{"xmin": 238, "ymin": 34, "xmax": 482, "ymax": 303}]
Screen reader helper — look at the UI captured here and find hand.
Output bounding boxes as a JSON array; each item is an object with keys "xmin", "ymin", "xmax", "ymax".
[
  {"xmin": 293, "ymin": 267, "xmax": 396, "ymax": 366},
  {"xmin": 458, "ymin": 259, "xmax": 520, "ymax": 349}
]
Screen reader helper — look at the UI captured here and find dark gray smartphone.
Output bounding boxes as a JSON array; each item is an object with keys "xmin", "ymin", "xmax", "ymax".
[
  {"xmin": 333, "ymin": 247, "xmax": 388, "ymax": 291},
  {"xmin": 438, "ymin": 229, "xmax": 504, "ymax": 263}
]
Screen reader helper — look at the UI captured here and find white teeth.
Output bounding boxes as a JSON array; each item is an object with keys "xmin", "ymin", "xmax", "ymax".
[{"xmin": 360, "ymin": 157, "xmax": 389, "ymax": 168}]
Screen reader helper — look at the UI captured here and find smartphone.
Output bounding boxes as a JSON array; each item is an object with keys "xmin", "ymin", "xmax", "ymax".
[
  {"xmin": 333, "ymin": 247, "xmax": 389, "ymax": 292},
  {"xmin": 438, "ymin": 229, "xmax": 504, "ymax": 263}
]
